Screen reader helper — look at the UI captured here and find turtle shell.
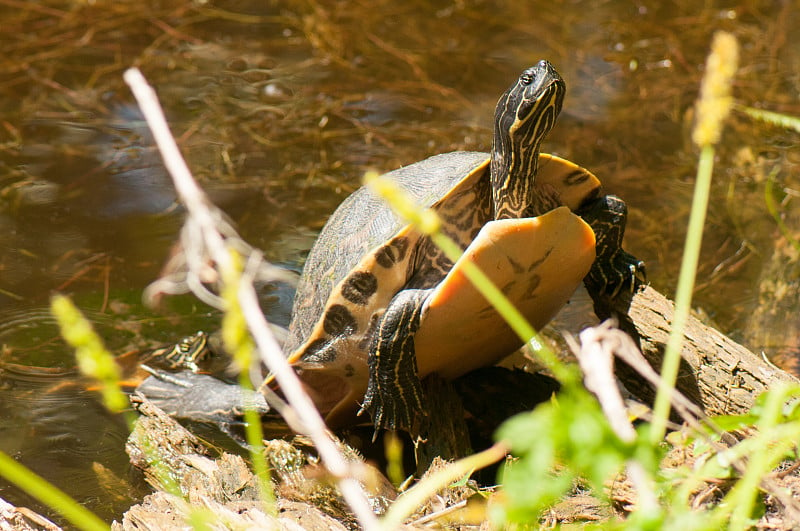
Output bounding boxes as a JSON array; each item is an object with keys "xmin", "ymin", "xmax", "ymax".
[
  {"xmin": 283, "ymin": 150, "xmax": 601, "ymax": 425},
  {"xmin": 284, "ymin": 151, "xmax": 491, "ymax": 355}
]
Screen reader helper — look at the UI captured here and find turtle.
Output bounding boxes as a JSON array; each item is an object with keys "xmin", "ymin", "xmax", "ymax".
[
  {"xmin": 280, "ymin": 60, "xmax": 643, "ymax": 432},
  {"xmin": 142, "ymin": 331, "xmax": 210, "ymax": 373}
]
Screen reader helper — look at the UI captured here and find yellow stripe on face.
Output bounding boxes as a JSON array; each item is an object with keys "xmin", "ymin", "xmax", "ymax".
[{"xmin": 493, "ymin": 84, "xmax": 563, "ymax": 218}]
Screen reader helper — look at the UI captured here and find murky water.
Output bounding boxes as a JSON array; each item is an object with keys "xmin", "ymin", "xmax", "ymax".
[{"xmin": 1, "ymin": 0, "xmax": 798, "ymax": 523}]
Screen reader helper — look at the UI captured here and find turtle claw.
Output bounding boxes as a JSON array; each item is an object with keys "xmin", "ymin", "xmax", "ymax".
[
  {"xmin": 600, "ymin": 250, "xmax": 647, "ymax": 300},
  {"xmin": 362, "ymin": 376, "xmax": 424, "ymax": 433},
  {"xmin": 630, "ymin": 259, "xmax": 647, "ymax": 291},
  {"xmin": 580, "ymin": 195, "xmax": 646, "ymax": 303}
]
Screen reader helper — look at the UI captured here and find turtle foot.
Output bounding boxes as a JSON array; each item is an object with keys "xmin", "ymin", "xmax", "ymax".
[
  {"xmin": 580, "ymin": 194, "xmax": 647, "ymax": 303},
  {"xmin": 360, "ymin": 378, "xmax": 424, "ymax": 434},
  {"xmin": 362, "ymin": 288, "xmax": 429, "ymax": 433},
  {"xmin": 586, "ymin": 249, "xmax": 647, "ymax": 301}
]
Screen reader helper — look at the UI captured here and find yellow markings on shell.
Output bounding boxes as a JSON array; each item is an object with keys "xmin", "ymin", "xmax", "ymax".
[
  {"xmin": 535, "ymin": 153, "xmax": 601, "ymax": 210},
  {"xmin": 286, "ymin": 229, "xmax": 420, "ymax": 367}
]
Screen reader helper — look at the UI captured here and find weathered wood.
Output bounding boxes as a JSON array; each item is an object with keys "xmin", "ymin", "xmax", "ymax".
[
  {"xmin": 598, "ymin": 285, "xmax": 799, "ymax": 416},
  {"xmin": 125, "ymin": 392, "xmax": 213, "ymax": 492},
  {"xmin": 119, "ymin": 394, "xmax": 397, "ymax": 529},
  {"xmin": 118, "ymin": 283, "xmax": 800, "ymax": 529},
  {"xmin": 0, "ymin": 497, "xmax": 61, "ymax": 531}
]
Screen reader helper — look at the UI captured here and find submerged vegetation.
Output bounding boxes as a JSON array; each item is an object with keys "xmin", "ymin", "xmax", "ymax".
[{"xmin": 0, "ymin": 0, "xmax": 799, "ymax": 528}]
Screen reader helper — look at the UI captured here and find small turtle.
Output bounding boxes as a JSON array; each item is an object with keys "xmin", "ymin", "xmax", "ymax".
[
  {"xmin": 143, "ymin": 331, "xmax": 210, "ymax": 373},
  {"xmin": 281, "ymin": 60, "xmax": 642, "ymax": 432}
]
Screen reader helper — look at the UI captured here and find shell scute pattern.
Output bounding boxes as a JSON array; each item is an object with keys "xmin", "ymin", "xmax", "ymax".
[
  {"xmin": 322, "ymin": 304, "xmax": 358, "ymax": 336},
  {"xmin": 563, "ymin": 168, "xmax": 592, "ymax": 186},
  {"xmin": 339, "ymin": 271, "xmax": 379, "ymax": 305},
  {"xmin": 405, "ymin": 171, "xmax": 492, "ymax": 290},
  {"xmin": 523, "ymin": 273, "xmax": 542, "ymax": 299},
  {"xmin": 301, "ymin": 338, "xmax": 330, "ymax": 363},
  {"xmin": 286, "ymin": 151, "xmax": 603, "ymax": 364},
  {"xmin": 297, "ymin": 228, "xmax": 422, "ymax": 367},
  {"xmin": 533, "ymin": 154, "xmax": 602, "ymax": 213},
  {"xmin": 286, "ymin": 152, "xmax": 492, "ymax": 366},
  {"xmin": 374, "ymin": 237, "xmax": 410, "ymax": 269}
]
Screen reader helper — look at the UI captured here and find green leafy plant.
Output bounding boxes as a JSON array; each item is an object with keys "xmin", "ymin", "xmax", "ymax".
[{"xmin": 492, "ymin": 390, "xmax": 644, "ymax": 524}]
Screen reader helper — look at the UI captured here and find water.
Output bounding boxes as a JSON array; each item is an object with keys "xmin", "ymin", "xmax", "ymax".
[{"xmin": 0, "ymin": 0, "xmax": 798, "ymax": 523}]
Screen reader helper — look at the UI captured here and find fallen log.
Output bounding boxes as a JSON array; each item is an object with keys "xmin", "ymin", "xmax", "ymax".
[
  {"xmin": 0, "ymin": 497, "xmax": 61, "ymax": 531},
  {"xmin": 594, "ymin": 284, "xmax": 799, "ymax": 417}
]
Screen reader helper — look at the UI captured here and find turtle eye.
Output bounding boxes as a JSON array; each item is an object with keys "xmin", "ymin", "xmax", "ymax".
[{"xmin": 520, "ymin": 70, "xmax": 535, "ymax": 85}]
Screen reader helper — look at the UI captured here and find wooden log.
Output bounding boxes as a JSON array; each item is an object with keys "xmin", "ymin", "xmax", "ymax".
[
  {"xmin": 119, "ymin": 393, "xmax": 355, "ymax": 530},
  {"xmin": 0, "ymin": 497, "xmax": 61, "ymax": 531},
  {"xmin": 595, "ymin": 284, "xmax": 799, "ymax": 417}
]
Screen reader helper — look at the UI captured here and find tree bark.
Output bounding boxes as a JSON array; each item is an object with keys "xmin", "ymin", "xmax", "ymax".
[{"xmin": 598, "ymin": 285, "xmax": 798, "ymax": 417}]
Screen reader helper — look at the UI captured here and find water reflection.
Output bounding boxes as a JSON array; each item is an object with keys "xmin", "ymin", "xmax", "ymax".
[
  {"xmin": 0, "ymin": 0, "xmax": 798, "ymax": 523},
  {"xmin": 0, "ymin": 309, "xmax": 145, "ymax": 521}
]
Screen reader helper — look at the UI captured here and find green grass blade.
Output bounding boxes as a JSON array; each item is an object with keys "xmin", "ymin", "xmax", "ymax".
[
  {"xmin": 220, "ymin": 250, "xmax": 276, "ymax": 511},
  {"xmin": 650, "ymin": 31, "xmax": 738, "ymax": 443},
  {"xmin": 650, "ymin": 144, "xmax": 716, "ymax": 442},
  {"xmin": 0, "ymin": 450, "xmax": 109, "ymax": 531},
  {"xmin": 365, "ymin": 171, "xmax": 577, "ymax": 386},
  {"xmin": 429, "ymin": 231, "xmax": 577, "ymax": 385},
  {"xmin": 735, "ymin": 104, "xmax": 800, "ymax": 134},
  {"xmin": 51, "ymin": 295, "xmax": 131, "ymax": 423}
]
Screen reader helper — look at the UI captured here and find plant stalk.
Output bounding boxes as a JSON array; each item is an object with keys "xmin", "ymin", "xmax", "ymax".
[{"xmin": 650, "ymin": 144, "xmax": 715, "ymax": 442}]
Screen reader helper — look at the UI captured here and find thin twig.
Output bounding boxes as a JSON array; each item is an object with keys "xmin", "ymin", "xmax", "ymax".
[
  {"xmin": 123, "ymin": 67, "xmax": 379, "ymax": 530},
  {"xmin": 408, "ymin": 498, "xmax": 467, "ymax": 526},
  {"xmin": 381, "ymin": 442, "xmax": 508, "ymax": 529},
  {"xmin": 576, "ymin": 324, "xmax": 636, "ymax": 442},
  {"xmin": 239, "ymin": 253, "xmax": 381, "ymax": 528},
  {"xmin": 574, "ymin": 323, "xmax": 658, "ymax": 512}
]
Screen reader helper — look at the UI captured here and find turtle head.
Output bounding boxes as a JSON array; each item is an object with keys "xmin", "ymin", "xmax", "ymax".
[{"xmin": 491, "ymin": 60, "xmax": 566, "ymax": 219}]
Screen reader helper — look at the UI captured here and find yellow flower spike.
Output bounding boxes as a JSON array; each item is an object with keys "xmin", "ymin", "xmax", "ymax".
[
  {"xmin": 51, "ymin": 295, "xmax": 128, "ymax": 415},
  {"xmin": 652, "ymin": 32, "xmax": 739, "ymax": 443},
  {"xmin": 220, "ymin": 249, "xmax": 252, "ymax": 368},
  {"xmin": 692, "ymin": 31, "xmax": 739, "ymax": 148}
]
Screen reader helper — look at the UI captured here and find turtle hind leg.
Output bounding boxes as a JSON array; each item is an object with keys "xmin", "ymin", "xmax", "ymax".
[
  {"xmin": 361, "ymin": 288, "xmax": 430, "ymax": 433},
  {"xmin": 581, "ymin": 194, "xmax": 647, "ymax": 303}
]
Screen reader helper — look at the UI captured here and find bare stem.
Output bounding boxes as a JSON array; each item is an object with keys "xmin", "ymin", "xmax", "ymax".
[
  {"xmin": 651, "ymin": 31, "xmax": 738, "ymax": 443},
  {"xmin": 380, "ymin": 442, "xmax": 508, "ymax": 529},
  {"xmin": 239, "ymin": 253, "xmax": 380, "ymax": 528},
  {"xmin": 123, "ymin": 67, "xmax": 379, "ymax": 530}
]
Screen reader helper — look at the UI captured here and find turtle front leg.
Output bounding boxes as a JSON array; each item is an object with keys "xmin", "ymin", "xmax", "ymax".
[
  {"xmin": 580, "ymin": 194, "xmax": 647, "ymax": 303},
  {"xmin": 361, "ymin": 288, "xmax": 430, "ymax": 432}
]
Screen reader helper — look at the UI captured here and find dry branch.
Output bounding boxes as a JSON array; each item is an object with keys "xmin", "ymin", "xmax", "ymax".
[
  {"xmin": 599, "ymin": 284, "xmax": 798, "ymax": 417},
  {"xmin": 123, "ymin": 67, "xmax": 380, "ymax": 530}
]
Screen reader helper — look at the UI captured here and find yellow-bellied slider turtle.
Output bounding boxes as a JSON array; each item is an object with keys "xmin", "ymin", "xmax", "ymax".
[{"xmin": 282, "ymin": 60, "xmax": 642, "ymax": 432}]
